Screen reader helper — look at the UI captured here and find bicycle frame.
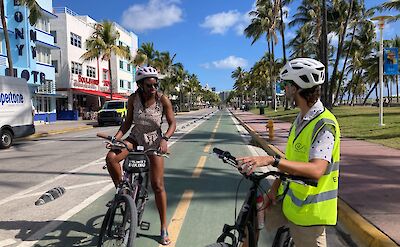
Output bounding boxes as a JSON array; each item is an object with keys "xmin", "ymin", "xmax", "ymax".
[
  {"xmin": 215, "ymin": 179, "xmax": 259, "ymax": 247},
  {"xmin": 210, "ymin": 147, "xmax": 318, "ymax": 247}
]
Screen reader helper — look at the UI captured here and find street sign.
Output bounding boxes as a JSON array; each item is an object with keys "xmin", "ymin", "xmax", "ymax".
[{"xmin": 384, "ymin": 47, "xmax": 398, "ymax": 75}]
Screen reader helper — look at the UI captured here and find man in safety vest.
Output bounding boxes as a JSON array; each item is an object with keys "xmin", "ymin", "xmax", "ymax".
[{"xmin": 238, "ymin": 58, "xmax": 340, "ymax": 247}]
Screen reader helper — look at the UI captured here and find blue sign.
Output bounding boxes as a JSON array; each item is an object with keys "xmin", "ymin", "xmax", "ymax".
[{"xmin": 384, "ymin": 47, "xmax": 398, "ymax": 75}]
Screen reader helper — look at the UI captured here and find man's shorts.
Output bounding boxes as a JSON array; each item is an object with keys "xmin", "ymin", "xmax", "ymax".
[{"xmin": 264, "ymin": 198, "xmax": 327, "ymax": 247}]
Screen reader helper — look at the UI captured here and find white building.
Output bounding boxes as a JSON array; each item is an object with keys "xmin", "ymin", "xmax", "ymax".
[{"xmin": 50, "ymin": 7, "xmax": 138, "ymax": 118}]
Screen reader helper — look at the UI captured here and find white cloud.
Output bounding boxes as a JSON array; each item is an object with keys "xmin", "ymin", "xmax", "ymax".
[
  {"xmin": 202, "ymin": 56, "xmax": 248, "ymax": 69},
  {"xmin": 200, "ymin": 63, "xmax": 211, "ymax": 69},
  {"xmin": 328, "ymin": 32, "xmax": 339, "ymax": 47},
  {"xmin": 121, "ymin": 0, "xmax": 183, "ymax": 33},
  {"xmin": 282, "ymin": 6, "xmax": 292, "ymax": 23},
  {"xmin": 200, "ymin": 10, "xmax": 241, "ymax": 34}
]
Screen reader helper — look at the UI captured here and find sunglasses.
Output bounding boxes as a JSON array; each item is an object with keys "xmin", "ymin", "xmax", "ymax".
[{"xmin": 145, "ymin": 83, "xmax": 159, "ymax": 89}]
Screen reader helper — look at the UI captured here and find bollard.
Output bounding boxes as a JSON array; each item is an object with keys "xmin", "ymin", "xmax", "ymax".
[{"xmin": 266, "ymin": 119, "xmax": 274, "ymax": 140}]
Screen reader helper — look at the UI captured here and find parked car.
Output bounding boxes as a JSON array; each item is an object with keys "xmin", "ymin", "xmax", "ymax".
[
  {"xmin": 97, "ymin": 100, "xmax": 127, "ymax": 126},
  {"xmin": 0, "ymin": 76, "xmax": 35, "ymax": 149}
]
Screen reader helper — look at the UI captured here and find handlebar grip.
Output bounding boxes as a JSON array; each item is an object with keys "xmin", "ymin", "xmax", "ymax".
[
  {"xmin": 213, "ymin": 147, "xmax": 224, "ymax": 155},
  {"xmin": 97, "ymin": 133, "xmax": 113, "ymax": 140}
]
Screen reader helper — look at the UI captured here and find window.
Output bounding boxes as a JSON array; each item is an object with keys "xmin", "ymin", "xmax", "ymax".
[
  {"xmin": 36, "ymin": 80, "xmax": 55, "ymax": 94},
  {"xmin": 103, "ymin": 69, "xmax": 109, "ymax": 81},
  {"xmin": 36, "ymin": 46, "xmax": 51, "ymax": 64},
  {"xmin": 87, "ymin": 66, "xmax": 96, "ymax": 78},
  {"xmin": 35, "ymin": 16, "xmax": 50, "ymax": 33},
  {"xmin": 0, "ymin": 35, "xmax": 3, "ymax": 54},
  {"xmin": 127, "ymin": 64, "xmax": 130, "ymax": 71},
  {"xmin": 50, "ymin": 31, "xmax": 57, "ymax": 43},
  {"xmin": 120, "ymin": 80, "xmax": 124, "ymax": 88},
  {"xmin": 119, "ymin": 60, "xmax": 124, "ymax": 69},
  {"xmin": 127, "ymin": 81, "xmax": 131, "ymax": 89},
  {"xmin": 71, "ymin": 61, "xmax": 82, "ymax": 75},
  {"xmin": 52, "ymin": 60, "xmax": 58, "ymax": 73},
  {"xmin": 70, "ymin": 32, "xmax": 82, "ymax": 48}
]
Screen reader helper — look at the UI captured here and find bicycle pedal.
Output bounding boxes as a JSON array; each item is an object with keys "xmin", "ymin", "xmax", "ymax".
[{"xmin": 140, "ymin": 221, "xmax": 150, "ymax": 230}]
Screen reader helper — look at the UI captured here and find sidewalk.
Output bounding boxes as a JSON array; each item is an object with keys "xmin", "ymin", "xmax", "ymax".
[
  {"xmin": 27, "ymin": 120, "xmax": 96, "ymax": 139},
  {"xmin": 230, "ymin": 109, "xmax": 400, "ymax": 247}
]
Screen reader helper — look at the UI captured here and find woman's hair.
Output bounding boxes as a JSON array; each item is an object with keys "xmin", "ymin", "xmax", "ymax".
[{"xmin": 290, "ymin": 81, "xmax": 321, "ymax": 107}]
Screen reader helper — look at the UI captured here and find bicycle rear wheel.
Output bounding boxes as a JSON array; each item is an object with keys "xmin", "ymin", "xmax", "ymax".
[
  {"xmin": 272, "ymin": 226, "xmax": 294, "ymax": 247},
  {"xmin": 98, "ymin": 194, "xmax": 138, "ymax": 247}
]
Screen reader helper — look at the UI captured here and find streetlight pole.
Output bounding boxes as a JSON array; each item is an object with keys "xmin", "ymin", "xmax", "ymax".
[{"xmin": 371, "ymin": 16, "xmax": 392, "ymax": 126}]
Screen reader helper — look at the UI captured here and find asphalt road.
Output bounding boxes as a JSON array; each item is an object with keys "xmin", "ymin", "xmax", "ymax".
[{"xmin": 0, "ymin": 109, "xmax": 352, "ymax": 247}]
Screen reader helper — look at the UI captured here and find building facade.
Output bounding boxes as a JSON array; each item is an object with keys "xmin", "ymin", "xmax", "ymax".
[
  {"xmin": 0, "ymin": 0, "xmax": 58, "ymax": 122},
  {"xmin": 50, "ymin": 7, "xmax": 138, "ymax": 119}
]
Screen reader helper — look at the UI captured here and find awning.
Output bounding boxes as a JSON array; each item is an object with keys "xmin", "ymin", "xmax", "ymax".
[
  {"xmin": 107, "ymin": 93, "xmax": 127, "ymax": 100},
  {"xmin": 72, "ymin": 88, "xmax": 109, "ymax": 98},
  {"xmin": 35, "ymin": 93, "xmax": 67, "ymax": 98},
  {"xmin": 72, "ymin": 88, "xmax": 127, "ymax": 100}
]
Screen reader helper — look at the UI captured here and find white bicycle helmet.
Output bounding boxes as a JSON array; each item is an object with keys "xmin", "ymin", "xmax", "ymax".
[
  {"xmin": 135, "ymin": 66, "xmax": 158, "ymax": 82},
  {"xmin": 280, "ymin": 58, "xmax": 325, "ymax": 89}
]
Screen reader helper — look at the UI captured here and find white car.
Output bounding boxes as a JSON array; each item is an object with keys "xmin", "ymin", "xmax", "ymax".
[{"xmin": 0, "ymin": 76, "xmax": 35, "ymax": 149}]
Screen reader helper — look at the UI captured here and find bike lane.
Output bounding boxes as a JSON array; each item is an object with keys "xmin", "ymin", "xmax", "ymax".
[
  {"xmin": 31, "ymin": 110, "xmax": 261, "ymax": 247},
  {"xmin": 17, "ymin": 111, "xmax": 216, "ymax": 247}
]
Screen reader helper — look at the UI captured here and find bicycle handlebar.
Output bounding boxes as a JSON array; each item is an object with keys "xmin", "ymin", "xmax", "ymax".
[
  {"xmin": 96, "ymin": 133, "xmax": 169, "ymax": 157},
  {"xmin": 213, "ymin": 147, "xmax": 318, "ymax": 187}
]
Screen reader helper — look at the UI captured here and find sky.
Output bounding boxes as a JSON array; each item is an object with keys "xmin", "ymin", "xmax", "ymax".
[{"xmin": 52, "ymin": 0, "xmax": 400, "ymax": 92}]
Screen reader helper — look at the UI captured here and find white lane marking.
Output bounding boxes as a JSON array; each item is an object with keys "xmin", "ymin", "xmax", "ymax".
[
  {"xmin": 168, "ymin": 111, "xmax": 217, "ymax": 146},
  {"xmin": 12, "ymin": 180, "xmax": 110, "ymax": 200},
  {"xmin": 16, "ymin": 183, "xmax": 115, "ymax": 247},
  {"xmin": 13, "ymin": 111, "xmax": 216, "ymax": 245},
  {"xmin": 229, "ymin": 112, "xmax": 259, "ymax": 156},
  {"xmin": 0, "ymin": 157, "xmax": 105, "ymax": 206},
  {"xmin": 0, "ymin": 238, "xmax": 17, "ymax": 246}
]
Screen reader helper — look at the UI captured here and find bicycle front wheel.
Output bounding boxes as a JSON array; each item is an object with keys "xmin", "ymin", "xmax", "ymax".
[
  {"xmin": 98, "ymin": 194, "xmax": 138, "ymax": 247},
  {"xmin": 205, "ymin": 243, "xmax": 232, "ymax": 247}
]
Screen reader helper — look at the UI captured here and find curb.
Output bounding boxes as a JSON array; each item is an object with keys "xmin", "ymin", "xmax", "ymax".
[
  {"xmin": 26, "ymin": 125, "xmax": 94, "ymax": 140},
  {"xmin": 230, "ymin": 110, "xmax": 399, "ymax": 247}
]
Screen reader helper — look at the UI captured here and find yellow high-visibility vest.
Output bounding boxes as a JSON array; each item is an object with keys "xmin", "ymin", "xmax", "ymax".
[{"xmin": 281, "ymin": 108, "xmax": 340, "ymax": 226}]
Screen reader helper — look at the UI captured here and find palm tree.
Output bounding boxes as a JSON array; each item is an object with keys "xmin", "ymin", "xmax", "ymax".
[
  {"xmin": 81, "ymin": 21, "xmax": 130, "ymax": 100},
  {"xmin": 328, "ymin": 0, "xmax": 355, "ymax": 107},
  {"xmin": 132, "ymin": 51, "xmax": 147, "ymax": 67},
  {"xmin": 377, "ymin": 0, "xmax": 400, "ymax": 20},
  {"xmin": 245, "ymin": 0, "xmax": 280, "ymax": 109},
  {"xmin": 232, "ymin": 67, "xmax": 246, "ymax": 108},
  {"xmin": 0, "ymin": 0, "xmax": 41, "ymax": 77},
  {"xmin": 138, "ymin": 42, "xmax": 157, "ymax": 66}
]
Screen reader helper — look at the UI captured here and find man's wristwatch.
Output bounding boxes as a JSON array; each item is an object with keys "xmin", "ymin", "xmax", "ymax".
[
  {"xmin": 162, "ymin": 135, "xmax": 169, "ymax": 141},
  {"xmin": 272, "ymin": 154, "xmax": 281, "ymax": 168}
]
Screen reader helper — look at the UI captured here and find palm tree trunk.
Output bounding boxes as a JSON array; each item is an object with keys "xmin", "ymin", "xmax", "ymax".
[
  {"xmin": 108, "ymin": 59, "xmax": 113, "ymax": 100},
  {"xmin": 334, "ymin": 25, "xmax": 357, "ymax": 105},
  {"xmin": 329, "ymin": 0, "xmax": 354, "ymax": 106},
  {"xmin": 363, "ymin": 82, "xmax": 378, "ymax": 105},
  {"xmin": 279, "ymin": 1, "xmax": 287, "ymax": 64},
  {"xmin": 270, "ymin": 39, "xmax": 276, "ymax": 110},
  {"xmin": 321, "ymin": 0, "xmax": 330, "ymax": 107},
  {"xmin": 0, "ymin": 1, "xmax": 14, "ymax": 77},
  {"xmin": 397, "ymin": 74, "xmax": 399, "ymax": 103}
]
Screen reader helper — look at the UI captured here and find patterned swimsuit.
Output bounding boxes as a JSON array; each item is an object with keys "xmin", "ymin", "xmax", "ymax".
[{"xmin": 128, "ymin": 93, "xmax": 164, "ymax": 150}]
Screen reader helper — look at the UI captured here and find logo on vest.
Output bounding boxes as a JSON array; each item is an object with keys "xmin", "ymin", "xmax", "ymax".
[{"xmin": 294, "ymin": 143, "xmax": 306, "ymax": 153}]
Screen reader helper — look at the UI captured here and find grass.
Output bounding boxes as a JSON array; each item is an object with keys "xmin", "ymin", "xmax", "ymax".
[{"xmin": 250, "ymin": 105, "xmax": 400, "ymax": 150}]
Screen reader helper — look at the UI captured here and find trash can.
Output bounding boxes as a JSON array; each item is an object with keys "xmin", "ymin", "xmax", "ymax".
[{"xmin": 259, "ymin": 106, "xmax": 265, "ymax": 115}]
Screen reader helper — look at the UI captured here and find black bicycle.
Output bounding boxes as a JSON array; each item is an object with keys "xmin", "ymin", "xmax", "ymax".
[
  {"xmin": 96, "ymin": 133, "xmax": 167, "ymax": 247},
  {"xmin": 206, "ymin": 148, "xmax": 318, "ymax": 247}
]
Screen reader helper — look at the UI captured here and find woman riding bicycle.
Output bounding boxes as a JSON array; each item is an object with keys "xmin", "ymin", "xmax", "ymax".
[{"xmin": 105, "ymin": 66, "xmax": 176, "ymax": 245}]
